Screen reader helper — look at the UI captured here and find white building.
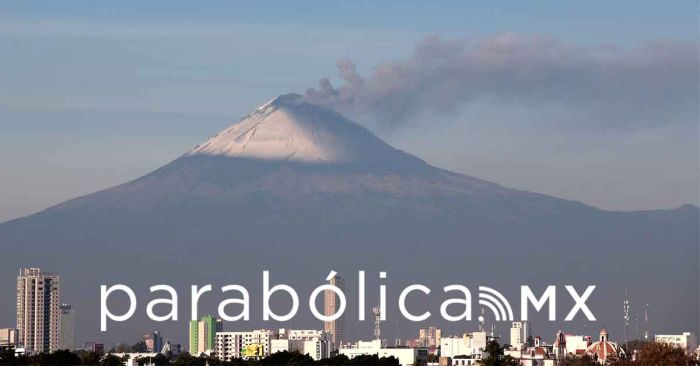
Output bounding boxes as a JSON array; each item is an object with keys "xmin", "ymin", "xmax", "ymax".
[
  {"xmin": 340, "ymin": 339, "xmax": 417, "ymax": 366},
  {"xmin": 655, "ymin": 332, "xmax": 697, "ymax": 355},
  {"xmin": 509, "ymin": 322, "xmax": 527, "ymax": 348},
  {"xmin": 450, "ymin": 356, "xmax": 482, "ymax": 366},
  {"xmin": 215, "ymin": 329, "xmax": 274, "ymax": 361},
  {"xmin": 270, "ymin": 329, "xmax": 330, "ymax": 360},
  {"xmin": 111, "ymin": 352, "xmax": 160, "ymax": 366},
  {"xmin": 553, "ymin": 330, "xmax": 591, "ymax": 359},
  {"xmin": 16, "ymin": 268, "xmax": 60, "ymax": 353},
  {"xmin": 505, "ymin": 336, "xmax": 556, "ymax": 366},
  {"xmin": 440, "ymin": 332, "xmax": 487, "ymax": 358}
]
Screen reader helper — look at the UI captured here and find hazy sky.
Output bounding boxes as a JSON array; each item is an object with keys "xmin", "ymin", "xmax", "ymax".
[{"xmin": 0, "ymin": 0, "xmax": 698, "ymax": 222}]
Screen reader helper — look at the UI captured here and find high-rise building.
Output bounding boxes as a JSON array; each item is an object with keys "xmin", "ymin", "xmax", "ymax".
[
  {"xmin": 143, "ymin": 330, "xmax": 163, "ymax": 353},
  {"xmin": 59, "ymin": 304, "xmax": 75, "ymax": 350},
  {"xmin": 16, "ymin": 268, "xmax": 60, "ymax": 353},
  {"xmin": 324, "ymin": 274, "xmax": 346, "ymax": 350},
  {"xmin": 189, "ymin": 315, "xmax": 222, "ymax": 355},
  {"xmin": 509, "ymin": 322, "xmax": 527, "ymax": 348}
]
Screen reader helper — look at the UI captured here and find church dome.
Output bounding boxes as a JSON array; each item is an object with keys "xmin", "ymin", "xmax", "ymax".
[{"xmin": 585, "ymin": 329, "xmax": 624, "ymax": 363}]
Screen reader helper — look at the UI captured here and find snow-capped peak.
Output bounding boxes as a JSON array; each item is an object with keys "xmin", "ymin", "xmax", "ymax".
[{"xmin": 186, "ymin": 94, "xmax": 421, "ymax": 165}]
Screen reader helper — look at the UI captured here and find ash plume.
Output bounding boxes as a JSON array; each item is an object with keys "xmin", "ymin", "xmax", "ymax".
[{"xmin": 305, "ymin": 34, "xmax": 698, "ymax": 129}]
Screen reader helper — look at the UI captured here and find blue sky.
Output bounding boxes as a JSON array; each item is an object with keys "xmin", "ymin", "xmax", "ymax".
[{"xmin": 0, "ymin": 1, "xmax": 698, "ymax": 222}]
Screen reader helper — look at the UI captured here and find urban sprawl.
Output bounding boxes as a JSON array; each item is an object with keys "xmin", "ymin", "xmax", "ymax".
[{"xmin": 1, "ymin": 268, "xmax": 698, "ymax": 366}]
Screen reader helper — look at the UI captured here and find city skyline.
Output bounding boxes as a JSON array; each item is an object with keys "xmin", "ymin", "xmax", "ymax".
[{"xmin": 0, "ymin": 267, "xmax": 675, "ymax": 352}]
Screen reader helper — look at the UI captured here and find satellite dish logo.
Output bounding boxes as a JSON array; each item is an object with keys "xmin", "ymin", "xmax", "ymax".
[{"xmin": 478, "ymin": 286, "xmax": 514, "ymax": 322}]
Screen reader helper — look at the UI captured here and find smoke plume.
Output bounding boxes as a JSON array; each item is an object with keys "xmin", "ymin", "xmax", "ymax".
[{"xmin": 305, "ymin": 34, "xmax": 697, "ymax": 130}]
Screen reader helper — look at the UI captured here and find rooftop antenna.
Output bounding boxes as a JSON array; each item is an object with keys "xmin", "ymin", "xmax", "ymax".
[
  {"xmin": 623, "ymin": 291, "xmax": 630, "ymax": 349},
  {"xmin": 478, "ymin": 308, "xmax": 485, "ymax": 332},
  {"xmin": 643, "ymin": 303, "xmax": 650, "ymax": 341},
  {"xmin": 373, "ymin": 306, "xmax": 382, "ymax": 340}
]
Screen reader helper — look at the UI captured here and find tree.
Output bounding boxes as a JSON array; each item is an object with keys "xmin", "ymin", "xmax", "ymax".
[
  {"xmin": 315, "ymin": 354, "xmax": 349, "ymax": 366},
  {"xmin": 79, "ymin": 351, "xmax": 101, "ymax": 365},
  {"xmin": 478, "ymin": 340, "xmax": 519, "ymax": 366},
  {"xmin": 136, "ymin": 353, "xmax": 170, "ymax": 366},
  {"xmin": 41, "ymin": 349, "xmax": 82, "ymax": 365},
  {"xmin": 257, "ymin": 351, "xmax": 314, "ymax": 366},
  {"xmin": 608, "ymin": 341, "xmax": 698, "ymax": 366},
  {"xmin": 172, "ymin": 352, "xmax": 206, "ymax": 366},
  {"xmin": 131, "ymin": 341, "xmax": 148, "ymax": 353},
  {"xmin": 622, "ymin": 340, "xmax": 650, "ymax": 356},
  {"xmin": 525, "ymin": 335, "xmax": 534, "ymax": 347},
  {"xmin": 101, "ymin": 354, "xmax": 127, "ymax": 366},
  {"xmin": 558, "ymin": 355, "xmax": 599, "ymax": 366}
]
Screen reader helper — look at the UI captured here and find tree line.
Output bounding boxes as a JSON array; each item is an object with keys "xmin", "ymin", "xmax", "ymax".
[
  {"xmin": 0, "ymin": 348, "xmax": 400, "ymax": 366},
  {"xmin": 1, "ymin": 340, "xmax": 698, "ymax": 366}
]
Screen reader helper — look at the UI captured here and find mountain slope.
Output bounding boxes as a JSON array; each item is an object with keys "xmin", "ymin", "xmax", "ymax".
[{"xmin": 0, "ymin": 94, "xmax": 696, "ymax": 346}]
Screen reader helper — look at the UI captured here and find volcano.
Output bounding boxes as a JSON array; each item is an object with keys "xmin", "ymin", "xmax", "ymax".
[{"xmin": 0, "ymin": 94, "xmax": 697, "ymax": 345}]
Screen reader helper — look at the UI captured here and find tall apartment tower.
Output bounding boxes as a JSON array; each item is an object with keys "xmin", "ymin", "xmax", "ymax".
[
  {"xmin": 59, "ymin": 304, "xmax": 75, "ymax": 350},
  {"xmin": 16, "ymin": 268, "xmax": 60, "ymax": 353},
  {"xmin": 510, "ymin": 322, "xmax": 526, "ymax": 347},
  {"xmin": 324, "ymin": 274, "xmax": 346, "ymax": 350},
  {"xmin": 189, "ymin": 315, "xmax": 222, "ymax": 355}
]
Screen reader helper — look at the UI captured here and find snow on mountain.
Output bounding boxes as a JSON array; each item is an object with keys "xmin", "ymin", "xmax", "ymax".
[{"xmin": 186, "ymin": 93, "xmax": 414, "ymax": 165}]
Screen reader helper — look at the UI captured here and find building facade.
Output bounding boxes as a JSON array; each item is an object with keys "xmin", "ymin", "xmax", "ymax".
[
  {"xmin": 143, "ymin": 330, "xmax": 163, "ymax": 353},
  {"xmin": 655, "ymin": 332, "xmax": 697, "ymax": 355},
  {"xmin": 189, "ymin": 315, "xmax": 222, "ymax": 355},
  {"xmin": 440, "ymin": 332, "xmax": 487, "ymax": 359},
  {"xmin": 0, "ymin": 328, "xmax": 18, "ymax": 348},
  {"xmin": 270, "ymin": 329, "xmax": 330, "ymax": 360},
  {"xmin": 324, "ymin": 274, "xmax": 346, "ymax": 350},
  {"xmin": 16, "ymin": 268, "xmax": 60, "ymax": 353},
  {"xmin": 509, "ymin": 322, "xmax": 527, "ymax": 348},
  {"xmin": 340, "ymin": 339, "xmax": 417, "ymax": 366},
  {"xmin": 59, "ymin": 304, "xmax": 74, "ymax": 350},
  {"xmin": 584, "ymin": 329, "xmax": 625, "ymax": 364},
  {"xmin": 215, "ymin": 329, "xmax": 274, "ymax": 361}
]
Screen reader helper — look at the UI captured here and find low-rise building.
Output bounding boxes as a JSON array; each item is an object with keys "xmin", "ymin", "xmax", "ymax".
[
  {"xmin": 111, "ymin": 352, "xmax": 160, "ymax": 366},
  {"xmin": 439, "ymin": 331, "xmax": 487, "ymax": 358},
  {"xmin": 504, "ymin": 335, "xmax": 556, "ymax": 366},
  {"xmin": 449, "ymin": 355, "xmax": 482, "ymax": 366},
  {"xmin": 0, "ymin": 328, "xmax": 18, "ymax": 348},
  {"xmin": 215, "ymin": 329, "xmax": 274, "ymax": 361},
  {"xmin": 655, "ymin": 332, "xmax": 697, "ymax": 356},
  {"xmin": 584, "ymin": 329, "xmax": 624, "ymax": 364},
  {"xmin": 271, "ymin": 329, "xmax": 330, "ymax": 360},
  {"xmin": 340, "ymin": 339, "xmax": 417, "ymax": 366},
  {"xmin": 553, "ymin": 330, "xmax": 591, "ymax": 358}
]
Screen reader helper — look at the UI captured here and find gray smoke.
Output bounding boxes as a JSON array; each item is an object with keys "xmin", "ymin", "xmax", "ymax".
[{"xmin": 305, "ymin": 34, "xmax": 698, "ymax": 129}]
